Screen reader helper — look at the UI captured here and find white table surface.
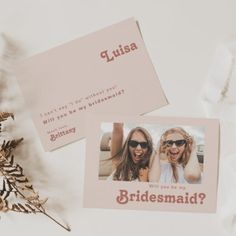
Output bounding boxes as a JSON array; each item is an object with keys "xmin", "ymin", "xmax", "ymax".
[{"xmin": 1, "ymin": 0, "xmax": 235, "ymax": 235}]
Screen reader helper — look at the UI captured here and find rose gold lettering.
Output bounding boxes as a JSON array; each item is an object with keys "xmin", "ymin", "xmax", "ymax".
[
  {"xmin": 113, "ymin": 49, "xmax": 120, "ymax": 57},
  {"xmin": 130, "ymin": 42, "xmax": 138, "ymax": 50},
  {"xmin": 100, "ymin": 50, "xmax": 114, "ymax": 62},
  {"xmin": 157, "ymin": 195, "xmax": 164, "ymax": 203},
  {"xmin": 141, "ymin": 191, "xmax": 149, "ymax": 202},
  {"xmin": 176, "ymin": 196, "xmax": 184, "ymax": 203},
  {"xmin": 130, "ymin": 193, "xmax": 136, "ymax": 201},
  {"xmin": 185, "ymin": 192, "xmax": 189, "ymax": 204},
  {"xmin": 119, "ymin": 45, "xmax": 125, "ymax": 55},
  {"xmin": 124, "ymin": 45, "xmax": 130, "ymax": 53},
  {"xmin": 100, "ymin": 43, "xmax": 138, "ymax": 63},
  {"xmin": 116, "ymin": 189, "xmax": 129, "ymax": 204},
  {"xmin": 164, "ymin": 195, "xmax": 176, "ymax": 203},
  {"xmin": 149, "ymin": 194, "xmax": 156, "ymax": 202},
  {"xmin": 190, "ymin": 193, "xmax": 197, "ymax": 204}
]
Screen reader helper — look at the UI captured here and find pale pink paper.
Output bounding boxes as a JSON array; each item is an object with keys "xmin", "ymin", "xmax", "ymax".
[
  {"xmin": 15, "ymin": 18, "xmax": 168, "ymax": 151},
  {"xmin": 83, "ymin": 113, "xmax": 220, "ymax": 213}
]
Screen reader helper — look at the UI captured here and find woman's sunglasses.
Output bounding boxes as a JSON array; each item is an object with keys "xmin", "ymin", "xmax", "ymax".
[
  {"xmin": 128, "ymin": 140, "xmax": 149, "ymax": 149},
  {"xmin": 163, "ymin": 139, "xmax": 186, "ymax": 147}
]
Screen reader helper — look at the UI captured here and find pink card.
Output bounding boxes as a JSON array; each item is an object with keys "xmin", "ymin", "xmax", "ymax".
[
  {"xmin": 84, "ymin": 113, "xmax": 220, "ymax": 213},
  {"xmin": 15, "ymin": 18, "xmax": 168, "ymax": 151}
]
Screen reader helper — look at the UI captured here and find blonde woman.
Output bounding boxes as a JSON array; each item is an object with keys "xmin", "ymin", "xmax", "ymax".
[{"xmin": 149, "ymin": 127, "xmax": 201, "ymax": 184}]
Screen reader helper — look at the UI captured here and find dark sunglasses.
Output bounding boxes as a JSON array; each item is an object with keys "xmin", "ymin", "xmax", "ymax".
[
  {"xmin": 163, "ymin": 139, "xmax": 186, "ymax": 147},
  {"xmin": 128, "ymin": 140, "xmax": 149, "ymax": 149}
]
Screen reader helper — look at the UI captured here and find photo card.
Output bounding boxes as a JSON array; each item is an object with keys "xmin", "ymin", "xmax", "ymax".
[{"xmin": 84, "ymin": 113, "xmax": 220, "ymax": 213}]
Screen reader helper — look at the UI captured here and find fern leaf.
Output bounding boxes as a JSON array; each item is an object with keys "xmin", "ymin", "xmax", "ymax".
[
  {"xmin": 0, "ymin": 196, "xmax": 9, "ymax": 212},
  {"xmin": 0, "ymin": 111, "xmax": 71, "ymax": 231},
  {"xmin": 0, "ymin": 112, "xmax": 14, "ymax": 122}
]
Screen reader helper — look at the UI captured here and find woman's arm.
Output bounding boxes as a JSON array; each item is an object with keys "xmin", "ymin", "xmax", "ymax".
[
  {"xmin": 184, "ymin": 140, "xmax": 201, "ymax": 183},
  {"xmin": 148, "ymin": 144, "xmax": 161, "ymax": 182},
  {"xmin": 111, "ymin": 123, "xmax": 124, "ymax": 170}
]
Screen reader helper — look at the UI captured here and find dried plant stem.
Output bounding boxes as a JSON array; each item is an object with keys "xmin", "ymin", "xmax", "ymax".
[
  {"xmin": 38, "ymin": 209, "xmax": 71, "ymax": 232},
  {"xmin": 0, "ymin": 168, "xmax": 71, "ymax": 232}
]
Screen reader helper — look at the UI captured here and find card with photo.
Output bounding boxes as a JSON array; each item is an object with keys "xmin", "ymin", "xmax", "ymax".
[
  {"xmin": 84, "ymin": 114, "xmax": 220, "ymax": 213},
  {"xmin": 15, "ymin": 18, "xmax": 168, "ymax": 151}
]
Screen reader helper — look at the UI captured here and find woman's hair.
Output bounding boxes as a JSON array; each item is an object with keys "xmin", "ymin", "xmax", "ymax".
[
  {"xmin": 112, "ymin": 127, "xmax": 153, "ymax": 181},
  {"xmin": 159, "ymin": 127, "xmax": 193, "ymax": 183}
]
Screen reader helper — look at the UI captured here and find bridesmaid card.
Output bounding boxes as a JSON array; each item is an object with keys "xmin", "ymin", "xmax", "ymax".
[
  {"xmin": 15, "ymin": 18, "xmax": 168, "ymax": 151},
  {"xmin": 83, "ymin": 113, "xmax": 220, "ymax": 213}
]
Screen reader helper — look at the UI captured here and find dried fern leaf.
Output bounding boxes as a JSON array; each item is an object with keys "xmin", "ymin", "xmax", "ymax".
[
  {"xmin": 1, "ymin": 139, "xmax": 23, "ymax": 160},
  {"xmin": 11, "ymin": 202, "xmax": 41, "ymax": 214},
  {"xmin": 0, "ymin": 178, "xmax": 16, "ymax": 200},
  {"xmin": 0, "ymin": 196, "xmax": 9, "ymax": 212},
  {"xmin": 0, "ymin": 151, "xmax": 45, "ymax": 212},
  {"xmin": 0, "ymin": 112, "xmax": 71, "ymax": 231},
  {"xmin": 0, "ymin": 112, "xmax": 14, "ymax": 122}
]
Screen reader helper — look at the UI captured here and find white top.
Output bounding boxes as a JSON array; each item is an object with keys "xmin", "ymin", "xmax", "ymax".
[
  {"xmin": 159, "ymin": 162, "xmax": 202, "ymax": 184},
  {"xmin": 159, "ymin": 162, "xmax": 187, "ymax": 184}
]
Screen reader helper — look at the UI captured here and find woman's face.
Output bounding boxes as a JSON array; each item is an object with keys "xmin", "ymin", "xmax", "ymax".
[
  {"xmin": 128, "ymin": 131, "xmax": 148, "ymax": 164},
  {"xmin": 165, "ymin": 132, "xmax": 186, "ymax": 162}
]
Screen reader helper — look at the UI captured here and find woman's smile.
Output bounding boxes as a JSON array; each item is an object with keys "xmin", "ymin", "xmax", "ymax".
[
  {"xmin": 169, "ymin": 150, "xmax": 181, "ymax": 160},
  {"xmin": 129, "ymin": 131, "xmax": 148, "ymax": 164},
  {"xmin": 132, "ymin": 150, "xmax": 144, "ymax": 163},
  {"xmin": 166, "ymin": 133, "xmax": 185, "ymax": 162}
]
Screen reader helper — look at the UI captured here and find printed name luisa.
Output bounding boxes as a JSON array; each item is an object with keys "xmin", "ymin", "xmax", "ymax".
[{"xmin": 100, "ymin": 43, "xmax": 138, "ymax": 62}]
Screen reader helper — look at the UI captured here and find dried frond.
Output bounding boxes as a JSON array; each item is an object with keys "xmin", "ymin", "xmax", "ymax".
[
  {"xmin": 1, "ymin": 139, "xmax": 24, "ymax": 161},
  {"xmin": 0, "ymin": 112, "xmax": 71, "ymax": 231},
  {"xmin": 1, "ymin": 138, "xmax": 23, "ymax": 151},
  {"xmin": 0, "ymin": 196, "xmax": 9, "ymax": 212},
  {"xmin": 0, "ymin": 143, "xmax": 46, "ymax": 213},
  {"xmin": 0, "ymin": 112, "xmax": 14, "ymax": 122}
]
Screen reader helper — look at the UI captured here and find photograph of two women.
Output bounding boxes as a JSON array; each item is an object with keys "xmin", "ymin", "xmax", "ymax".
[{"xmin": 99, "ymin": 123, "xmax": 204, "ymax": 184}]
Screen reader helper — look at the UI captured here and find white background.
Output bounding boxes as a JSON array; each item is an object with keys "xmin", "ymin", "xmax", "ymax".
[{"xmin": 1, "ymin": 0, "xmax": 236, "ymax": 235}]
